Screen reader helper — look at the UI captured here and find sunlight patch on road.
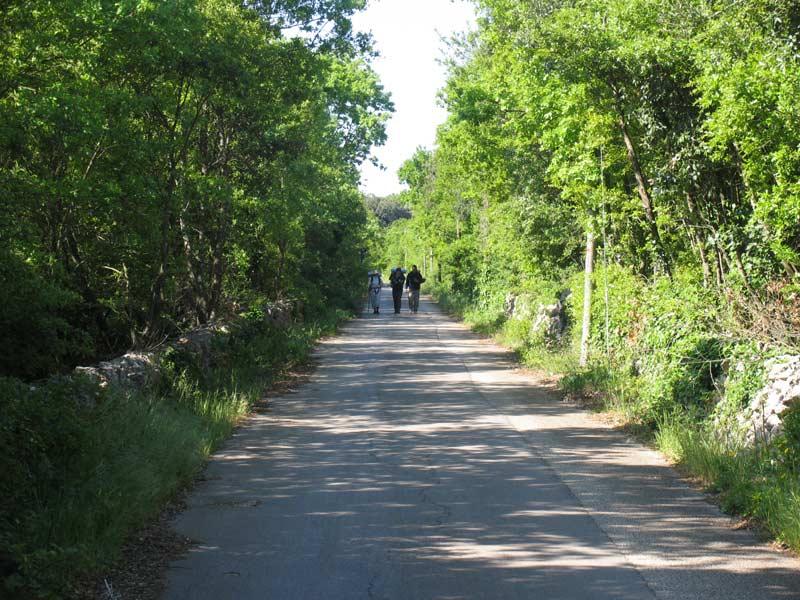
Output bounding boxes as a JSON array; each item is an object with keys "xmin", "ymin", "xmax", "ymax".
[{"xmin": 421, "ymin": 538, "xmax": 628, "ymax": 569}]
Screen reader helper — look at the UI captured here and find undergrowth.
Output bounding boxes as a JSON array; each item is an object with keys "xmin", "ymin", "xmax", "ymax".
[{"xmin": 0, "ymin": 306, "xmax": 349, "ymax": 598}]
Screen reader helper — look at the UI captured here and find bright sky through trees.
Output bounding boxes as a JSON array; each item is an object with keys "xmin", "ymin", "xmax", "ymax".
[{"xmin": 352, "ymin": 0, "xmax": 475, "ymax": 197}]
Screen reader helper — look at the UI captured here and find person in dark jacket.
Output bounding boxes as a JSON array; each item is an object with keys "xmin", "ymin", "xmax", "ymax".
[
  {"xmin": 389, "ymin": 267, "xmax": 406, "ymax": 314},
  {"xmin": 405, "ymin": 265, "xmax": 425, "ymax": 313}
]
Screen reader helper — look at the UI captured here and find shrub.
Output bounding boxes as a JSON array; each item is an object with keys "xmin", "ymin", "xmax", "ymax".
[
  {"xmin": 774, "ymin": 404, "xmax": 800, "ymax": 476},
  {"xmin": 0, "ymin": 375, "xmax": 105, "ymax": 595},
  {"xmin": 0, "ymin": 251, "xmax": 92, "ymax": 379}
]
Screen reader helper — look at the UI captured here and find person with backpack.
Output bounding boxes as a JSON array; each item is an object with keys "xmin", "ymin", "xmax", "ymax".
[
  {"xmin": 405, "ymin": 265, "xmax": 425, "ymax": 313},
  {"xmin": 389, "ymin": 267, "xmax": 406, "ymax": 314},
  {"xmin": 367, "ymin": 270, "xmax": 383, "ymax": 314}
]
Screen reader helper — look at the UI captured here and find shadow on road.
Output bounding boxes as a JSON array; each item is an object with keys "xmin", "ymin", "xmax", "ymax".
[{"xmin": 164, "ymin": 296, "xmax": 800, "ymax": 600}]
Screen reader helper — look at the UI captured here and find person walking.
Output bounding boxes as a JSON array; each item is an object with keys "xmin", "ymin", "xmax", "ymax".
[
  {"xmin": 367, "ymin": 270, "xmax": 383, "ymax": 314},
  {"xmin": 389, "ymin": 267, "xmax": 406, "ymax": 314},
  {"xmin": 405, "ymin": 265, "xmax": 425, "ymax": 313}
]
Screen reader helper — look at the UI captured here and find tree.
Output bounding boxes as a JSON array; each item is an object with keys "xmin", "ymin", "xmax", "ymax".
[{"xmin": 0, "ymin": 0, "xmax": 392, "ymax": 377}]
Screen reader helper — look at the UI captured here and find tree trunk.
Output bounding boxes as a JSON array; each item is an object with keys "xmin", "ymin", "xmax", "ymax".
[
  {"xmin": 480, "ymin": 194, "xmax": 489, "ymax": 241},
  {"xmin": 696, "ymin": 234, "xmax": 712, "ymax": 288},
  {"xmin": 715, "ymin": 245, "xmax": 726, "ymax": 286},
  {"xmin": 144, "ymin": 170, "xmax": 177, "ymax": 341},
  {"xmin": 208, "ymin": 233, "xmax": 226, "ymax": 321},
  {"xmin": 580, "ymin": 230, "xmax": 595, "ymax": 368},
  {"xmin": 684, "ymin": 193, "xmax": 712, "ymax": 287},
  {"xmin": 274, "ymin": 239, "xmax": 288, "ymax": 299},
  {"xmin": 178, "ymin": 212, "xmax": 208, "ymax": 325},
  {"xmin": 617, "ymin": 113, "xmax": 671, "ymax": 278},
  {"xmin": 732, "ymin": 247, "xmax": 754, "ymax": 295}
]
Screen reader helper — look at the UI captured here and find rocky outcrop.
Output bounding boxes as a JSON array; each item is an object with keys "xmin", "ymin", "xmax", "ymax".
[
  {"xmin": 741, "ymin": 354, "xmax": 800, "ymax": 444},
  {"xmin": 504, "ymin": 293, "xmax": 517, "ymax": 318},
  {"xmin": 530, "ymin": 293, "xmax": 569, "ymax": 347},
  {"xmin": 262, "ymin": 299, "xmax": 295, "ymax": 328},
  {"xmin": 173, "ymin": 323, "xmax": 231, "ymax": 372},
  {"xmin": 505, "ymin": 290, "xmax": 570, "ymax": 347},
  {"xmin": 505, "ymin": 293, "xmax": 534, "ymax": 320},
  {"xmin": 74, "ymin": 352, "xmax": 157, "ymax": 391}
]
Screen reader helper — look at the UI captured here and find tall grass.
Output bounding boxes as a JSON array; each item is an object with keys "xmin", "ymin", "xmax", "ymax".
[
  {"xmin": 1, "ymin": 307, "xmax": 350, "ymax": 598},
  {"xmin": 655, "ymin": 411, "xmax": 800, "ymax": 551}
]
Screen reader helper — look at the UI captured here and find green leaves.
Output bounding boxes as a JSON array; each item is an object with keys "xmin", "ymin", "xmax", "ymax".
[
  {"xmin": 397, "ymin": 0, "xmax": 799, "ymax": 319},
  {"xmin": 1, "ymin": 0, "xmax": 392, "ymax": 374}
]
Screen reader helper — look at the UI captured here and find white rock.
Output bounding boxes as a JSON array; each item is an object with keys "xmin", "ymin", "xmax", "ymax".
[{"xmin": 743, "ymin": 354, "xmax": 800, "ymax": 445}]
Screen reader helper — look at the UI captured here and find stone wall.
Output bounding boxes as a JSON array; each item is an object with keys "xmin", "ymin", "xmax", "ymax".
[
  {"xmin": 73, "ymin": 301, "xmax": 295, "ymax": 392},
  {"xmin": 741, "ymin": 354, "xmax": 800, "ymax": 444},
  {"xmin": 74, "ymin": 351, "xmax": 159, "ymax": 391}
]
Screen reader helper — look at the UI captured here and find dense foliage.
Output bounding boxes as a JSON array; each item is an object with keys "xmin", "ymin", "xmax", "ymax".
[
  {"xmin": 391, "ymin": 0, "xmax": 800, "ymax": 548},
  {"xmin": 1, "ymin": 0, "xmax": 391, "ymax": 379},
  {"xmin": 396, "ymin": 0, "xmax": 799, "ymax": 294},
  {"xmin": 1, "ymin": 1, "xmax": 390, "ymax": 595}
]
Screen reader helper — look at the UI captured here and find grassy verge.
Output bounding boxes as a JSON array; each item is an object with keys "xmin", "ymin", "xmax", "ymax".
[
  {"xmin": 1, "ymin": 306, "xmax": 349, "ymax": 598},
  {"xmin": 550, "ymin": 361, "xmax": 800, "ymax": 553},
  {"xmin": 655, "ymin": 411, "xmax": 800, "ymax": 550}
]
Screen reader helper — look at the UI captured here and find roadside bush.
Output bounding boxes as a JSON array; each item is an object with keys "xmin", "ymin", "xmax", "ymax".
[
  {"xmin": 566, "ymin": 268, "xmax": 727, "ymax": 425},
  {"xmin": 462, "ymin": 283, "xmax": 506, "ymax": 335},
  {"xmin": 0, "ymin": 375, "xmax": 105, "ymax": 595},
  {"xmin": 486, "ymin": 278, "xmax": 568, "ymax": 361},
  {"xmin": 708, "ymin": 343, "xmax": 767, "ymax": 448},
  {"xmin": 428, "ymin": 282, "xmax": 472, "ymax": 318},
  {"xmin": 634, "ymin": 333, "xmax": 724, "ymax": 423},
  {"xmin": 774, "ymin": 404, "xmax": 800, "ymax": 476},
  {"xmin": 564, "ymin": 264, "xmax": 644, "ymax": 365},
  {"xmin": 656, "ymin": 405, "xmax": 800, "ymax": 551},
  {"xmin": 0, "ymin": 251, "xmax": 92, "ymax": 379},
  {"xmin": 498, "ymin": 316, "xmax": 533, "ymax": 351},
  {"xmin": 0, "ymin": 372, "xmax": 246, "ymax": 597}
]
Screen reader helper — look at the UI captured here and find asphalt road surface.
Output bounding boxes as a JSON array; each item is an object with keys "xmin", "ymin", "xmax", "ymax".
[{"xmin": 163, "ymin": 288, "xmax": 800, "ymax": 599}]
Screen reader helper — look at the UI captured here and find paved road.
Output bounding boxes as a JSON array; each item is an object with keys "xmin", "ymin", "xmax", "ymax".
[{"xmin": 164, "ymin": 288, "xmax": 800, "ymax": 599}]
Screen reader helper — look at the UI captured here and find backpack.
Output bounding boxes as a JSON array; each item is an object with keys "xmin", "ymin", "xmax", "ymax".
[{"xmin": 390, "ymin": 270, "xmax": 405, "ymax": 286}]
